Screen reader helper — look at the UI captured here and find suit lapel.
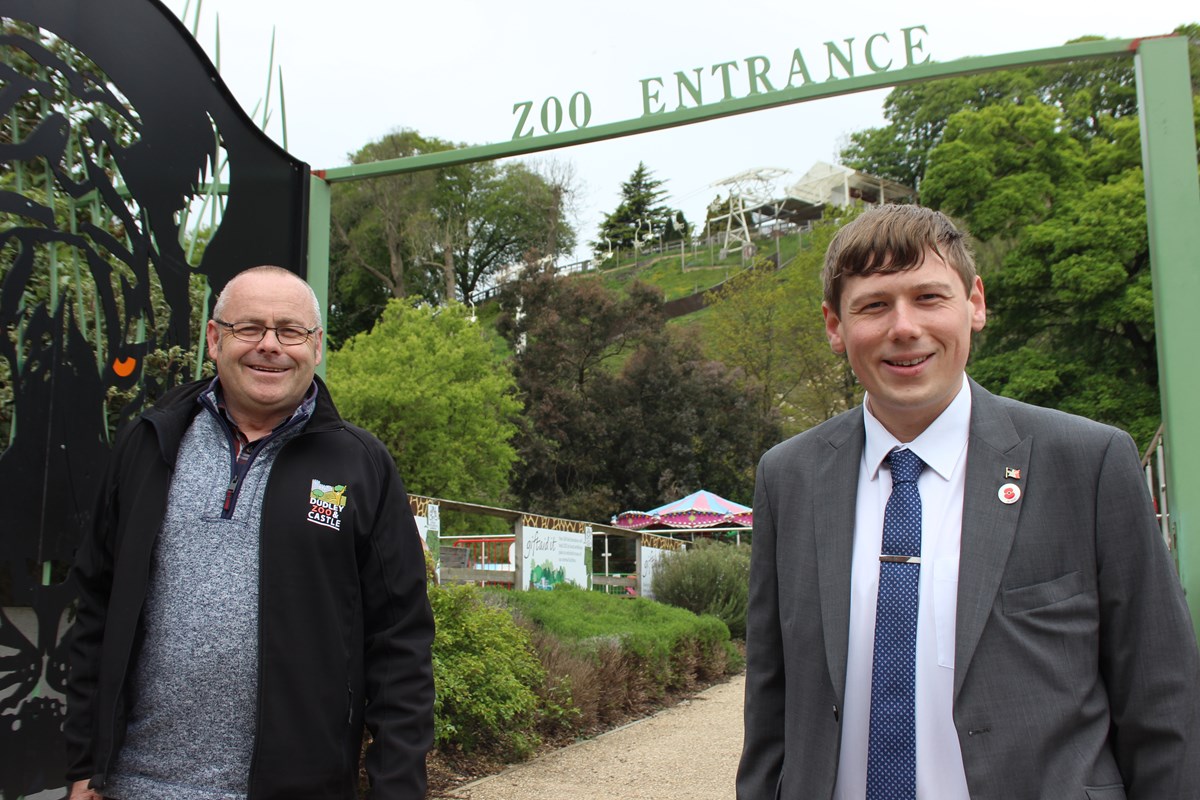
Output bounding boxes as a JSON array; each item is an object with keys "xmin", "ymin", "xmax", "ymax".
[
  {"xmin": 954, "ymin": 380, "xmax": 1030, "ymax": 699},
  {"xmin": 814, "ymin": 407, "xmax": 864, "ymax": 704}
]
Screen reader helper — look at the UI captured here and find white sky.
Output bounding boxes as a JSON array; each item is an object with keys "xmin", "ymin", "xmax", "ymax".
[{"xmin": 166, "ymin": 0, "xmax": 1195, "ymax": 261}]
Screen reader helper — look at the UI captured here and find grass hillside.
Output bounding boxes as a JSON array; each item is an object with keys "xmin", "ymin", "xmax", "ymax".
[
  {"xmin": 593, "ymin": 229, "xmax": 810, "ymax": 303},
  {"xmin": 473, "ymin": 226, "xmax": 817, "ymax": 366},
  {"xmin": 588, "ymin": 228, "xmax": 817, "ymax": 356}
]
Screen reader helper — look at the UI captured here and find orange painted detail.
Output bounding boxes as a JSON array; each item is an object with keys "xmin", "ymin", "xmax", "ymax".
[{"xmin": 112, "ymin": 357, "xmax": 137, "ymax": 377}]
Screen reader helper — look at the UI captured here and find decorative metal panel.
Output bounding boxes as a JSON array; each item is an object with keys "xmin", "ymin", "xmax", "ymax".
[{"xmin": 0, "ymin": 0, "xmax": 309, "ymax": 794}]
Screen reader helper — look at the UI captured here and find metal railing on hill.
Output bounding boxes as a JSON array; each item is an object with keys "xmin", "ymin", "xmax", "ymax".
[{"xmin": 467, "ymin": 221, "xmax": 817, "ymax": 306}]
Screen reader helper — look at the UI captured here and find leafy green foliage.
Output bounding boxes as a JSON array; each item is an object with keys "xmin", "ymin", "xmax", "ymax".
[
  {"xmin": 330, "ymin": 129, "xmax": 448, "ymax": 331},
  {"xmin": 839, "ymin": 40, "xmax": 1140, "ymax": 192},
  {"xmin": 651, "ymin": 540, "xmax": 751, "ymax": 639},
  {"xmin": 326, "ymin": 300, "xmax": 520, "ymax": 502},
  {"xmin": 430, "ymin": 584, "xmax": 544, "ymax": 757},
  {"xmin": 426, "ymin": 580, "xmax": 740, "ymax": 764},
  {"xmin": 923, "ymin": 101, "xmax": 1087, "ymax": 239},
  {"xmin": 441, "ymin": 159, "xmax": 578, "ymax": 302},
  {"xmin": 705, "ymin": 263, "xmax": 799, "ymax": 430},
  {"xmin": 970, "ymin": 167, "xmax": 1161, "ymax": 446},
  {"xmin": 840, "ymin": 70, "xmax": 1040, "ymax": 191},
  {"xmin": 600, "ymin": 335, "xmax": 771, "ymax": 507},
  {"xmin": 705, "ymin": 213, "xmax": 861, "ymax": 435},
  {"xmin": 498, "ymin": 271, "xmax": 665, "ymax": 518},
  {"xmin": 499, "ymin": 267, "xmax": 661, "ymax": 519},
  {"xmin": 498, "ymin": 266, "xmax": 772, "ymax": 520}
]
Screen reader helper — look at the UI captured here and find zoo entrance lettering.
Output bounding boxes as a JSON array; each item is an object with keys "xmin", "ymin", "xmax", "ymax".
[{"xmin": 511, "ymin": 25, "xmax": 930, "ymax": 139}]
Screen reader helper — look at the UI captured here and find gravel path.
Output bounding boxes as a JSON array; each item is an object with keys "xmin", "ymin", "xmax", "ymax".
[{"xmin": 447, "ymin": 674, "xmax": 745, "ymax": 800}]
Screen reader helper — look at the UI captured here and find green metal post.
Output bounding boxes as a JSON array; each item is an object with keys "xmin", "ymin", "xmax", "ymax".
[
  {"xmin": 1135, "ymin": 36, "xmax": 1200, "ymax": 637},
  {"xmin": 307, "ymin": 173, "xmax": 331, "ymax": 378}
]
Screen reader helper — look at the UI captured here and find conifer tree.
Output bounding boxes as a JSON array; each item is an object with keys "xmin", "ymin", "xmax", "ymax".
[{"xmin": 595, "ymin": 162, "xmax": 686, "ymax": 250}]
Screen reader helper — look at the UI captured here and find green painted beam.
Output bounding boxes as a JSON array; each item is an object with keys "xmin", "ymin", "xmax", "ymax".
[
  {"xmin": 1135, "ymin": 36, "xmax": 1200, "ymax": 637},
  {"xmin": 306, "ymin": 173, "xmax": 331, "ymax": 379},
  {"xmin": 317, "ymin": 37, "xmax": 1140, "ymax": 183}
]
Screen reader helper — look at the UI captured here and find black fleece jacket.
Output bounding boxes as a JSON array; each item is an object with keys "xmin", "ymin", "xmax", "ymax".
[{"xmin": 65, "ymin": 377, "xmax": 435, "ymax": 799}]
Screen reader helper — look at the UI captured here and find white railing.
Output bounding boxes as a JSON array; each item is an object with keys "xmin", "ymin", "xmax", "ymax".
[{"xmin": 1142, "ymin": 425, "xmax": 1172, "ymax": 552}]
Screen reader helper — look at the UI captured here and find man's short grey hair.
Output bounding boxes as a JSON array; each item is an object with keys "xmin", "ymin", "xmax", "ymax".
[{"xmin": 212, "ymin": 265, "xmax": 322, "ymax": 327}]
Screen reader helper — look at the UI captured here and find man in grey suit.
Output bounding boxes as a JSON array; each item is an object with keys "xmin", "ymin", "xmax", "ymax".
[{"xmin": 737, "ymin": 205, "xmax": 1200, "ymax": 800}]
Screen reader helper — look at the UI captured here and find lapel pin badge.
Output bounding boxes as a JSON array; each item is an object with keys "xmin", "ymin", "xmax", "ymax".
[
  {"xmin": 998, "ymin": 483, "xmax": 1021, "ymax": 504},
  {"xmin": 1005, "ymin": 467, "xmax": 1021, "ymax": 480}
]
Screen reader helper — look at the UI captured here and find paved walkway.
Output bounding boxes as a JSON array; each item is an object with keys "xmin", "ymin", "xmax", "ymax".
[{"xmin": 448, "ymin": 674, "xmax": 745, "ymax": 800}]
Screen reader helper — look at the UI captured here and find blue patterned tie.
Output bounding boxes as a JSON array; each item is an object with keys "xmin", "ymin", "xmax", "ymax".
[{"xmin": 866, "ymin": 447, "xmax": 925, "ymax": 800}]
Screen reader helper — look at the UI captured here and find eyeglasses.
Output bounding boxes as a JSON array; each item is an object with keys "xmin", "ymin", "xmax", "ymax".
[{"xmin": 214, "ymin": 319, "xmax": 319, "ymax": 346}]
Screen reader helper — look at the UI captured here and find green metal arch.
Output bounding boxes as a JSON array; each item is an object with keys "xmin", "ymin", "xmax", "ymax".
[{"xmin": 308, "ymin": 35, "xmax": 1200, "ymax": 635}]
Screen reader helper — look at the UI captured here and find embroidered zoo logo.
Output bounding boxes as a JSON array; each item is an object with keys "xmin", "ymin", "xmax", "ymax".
[{"xmin": 309, "ymin": 480, "xmax": 349, "ymax": 531}]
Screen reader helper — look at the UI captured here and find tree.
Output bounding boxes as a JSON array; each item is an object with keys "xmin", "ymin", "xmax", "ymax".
[
  {"xmin": 596, "ymin": 162, "xmax": 685, "ymax": 251},
  {"xmin": 329, "ymin": 131, "xmax": 577, "ymax": 342},
  {"xmin": 706, "ymin": 264, "xmax": 805, "ymax": 437},
  {"xmin": 497, "ymin": 266, "xmax": 663, "ymax": 518},
  {"xmin": 331, "ymin": 130, "xmax": 447, "ymax": 302},
  {"xmin": 840, "ymin": 70, "xmax": 1038, "ymax": 192},
  {"xmin": 440, "ymin": 160, "xmax": 577, "ymax": 302},
  {"xmin": 498, "ymin": 265, "xmax": 773, "ymax": 520},
  {"xmin": 921, "ymin": 101, "xmax": 1087, "ymax": 240},
  {"xmin": 969, "ymin": 167, "xmax": 1162, "ymax": 447},
  {"xmin": 706, "ymin": 213, "xmax": 861, "ymax": 436},
  {"xmin": 527, "ymin": 159, "xmax": 581, "ymax": 265},
  {"xmin": 597, "ymin": 336, "xmax": 772, "ymax": 510},
  {"xmin": 839, "ymin": 35, "xmax": 1150, "ymax": 194},
  {"xmin": 779, "ymin": 218, "xmax": 865, "ymax": 428},
  {"xmin": 329, "ymin": 130, "xmax": 447, "ymax": 347},
  {"xmin": 325, "ymin": 300, "xmax": 520, "ymax": 503}
]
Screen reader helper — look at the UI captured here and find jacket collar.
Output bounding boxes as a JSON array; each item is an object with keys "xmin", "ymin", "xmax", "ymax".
[{"xmin": 141, "ymin": 375, "xmax": 343, "ymax": 467}]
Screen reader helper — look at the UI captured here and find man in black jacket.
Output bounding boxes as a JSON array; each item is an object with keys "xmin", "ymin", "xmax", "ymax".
[{"xmin": 66, "ymin": 266, "xmax": 435, "ymax": 799}]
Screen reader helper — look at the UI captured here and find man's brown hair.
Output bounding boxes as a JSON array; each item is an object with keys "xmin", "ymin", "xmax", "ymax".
[{"xmin": 822, "ymin": 205, "xmax": 977, "ymax": 314}]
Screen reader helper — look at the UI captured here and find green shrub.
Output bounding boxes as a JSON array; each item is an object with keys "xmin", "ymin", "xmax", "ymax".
[
  {"xmin": 497, "ymin": 583, "xmax": 737, "ymax": 703},
  {"xmin": 430, "ymin": 583, "xmax": 545, "ymax": 758},
  {"xmin": 425, "ymin": 580, "xmax": 740, "ymax": 768},
  {"xmin": 651, "ymin": 539, "xmax": 751, "ymax": 639}
]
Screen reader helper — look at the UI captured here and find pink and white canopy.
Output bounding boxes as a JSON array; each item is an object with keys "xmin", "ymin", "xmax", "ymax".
[{"xmin": 611, "ymin": 489, "xmax": 753, "ymax": 530}]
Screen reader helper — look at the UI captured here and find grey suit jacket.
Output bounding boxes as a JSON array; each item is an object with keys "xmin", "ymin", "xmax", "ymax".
[{"xmin": 737, "ymin": 380, "xmax": 1200, "ymax": 800}]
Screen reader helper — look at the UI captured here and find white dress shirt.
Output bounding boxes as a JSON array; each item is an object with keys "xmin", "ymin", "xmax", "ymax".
[{"xmin": 833, "ymin": 377, "xmax": 972, "ymax": 800}]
